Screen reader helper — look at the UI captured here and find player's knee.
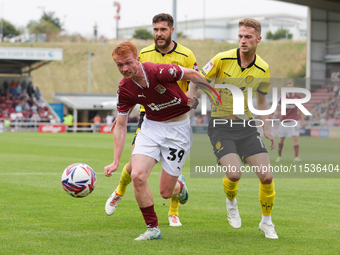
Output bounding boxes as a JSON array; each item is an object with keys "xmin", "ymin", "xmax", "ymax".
[
  {"xmin": 131, "ymin": 170, "xmax": 147, "ymax": 187},
  {"xmin": 159, "ymin": 188, "xmax": 172, "ymax": 199},
  {"xmin": 260, "ymin": 177, "xmax": 273, "ymax": 184},
  {"xmin": 228, "ymin": 177, "xmax": 240, "ymax": 182}
]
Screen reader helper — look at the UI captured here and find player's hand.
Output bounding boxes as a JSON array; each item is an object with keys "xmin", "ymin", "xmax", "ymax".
[
  {"xmin": 263, "ymin": 129, "xmax": 275, "ymax": 150},
  {"xmin": 111, "ymin": 118, "xmax": 117, "ymax": 131},
  {"xmin": 104, "ymin": 162, "xmax": 119, "ymax": 177},
  {"xmin": 187, "ymin": 96, "xmax": 199, "ymax": 109}
]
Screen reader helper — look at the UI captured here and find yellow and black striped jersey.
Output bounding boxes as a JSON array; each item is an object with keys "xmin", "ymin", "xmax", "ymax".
[
  {"xmin": 138, "ymin": 41, "xmax": 198, "ymax": 112},
  {"xmin": 200, "ymin": 48, "xmax": 270, "ymax": 119}
]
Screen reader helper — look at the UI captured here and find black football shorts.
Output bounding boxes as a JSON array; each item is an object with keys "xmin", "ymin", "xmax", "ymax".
[{"xmin": 207, "ymin": 117, "xmax": 268, "ymax": 164}]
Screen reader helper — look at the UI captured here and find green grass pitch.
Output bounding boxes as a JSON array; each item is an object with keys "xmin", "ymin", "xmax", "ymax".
[{"xmin": 0, "ymin": 133, "xmax": 339, "ymax": 254}]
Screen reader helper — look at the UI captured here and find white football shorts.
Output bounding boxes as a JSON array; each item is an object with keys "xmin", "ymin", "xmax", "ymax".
[
  {"xmin": 132, "ymin": 116, "xmax": 192, "ymax": 176},
  {"xmin": 278, "ymin": 120, "xmax": 300, "ymax": 138}
]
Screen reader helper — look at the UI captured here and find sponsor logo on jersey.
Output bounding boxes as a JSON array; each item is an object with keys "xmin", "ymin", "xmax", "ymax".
[
  {"xmin": 193, "ymin": 62, "xmax": 199, "ymax": 71},
  {"xmin": 203, "ymin": 61, "xmax": 214, "ymax": 72},
  {"xmin": 245, "ymin": 75, "xmax": 254, "ymax": 84},
  {"xmin": 138, "ymin": 93, "xmax": 146, "ymax": 98},
  {"xmin": 168, "ymin": 67, "xmax": 178, "ymax": 78},
  {"xmin": 159, "ymin": 68, "xmax": 164, "ymax": 74},
  {"xmin": 155, "ymin": 84, "xmax": 166, "ymax": 94},
  {"xmin": 147, "ymin": 97, "xmax": 182, "ymax": 111}
]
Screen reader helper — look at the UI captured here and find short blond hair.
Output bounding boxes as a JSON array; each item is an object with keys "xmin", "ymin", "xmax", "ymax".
[{"xmin": 238, "ymin": 18, "xmax": 261, "ymax": 35}]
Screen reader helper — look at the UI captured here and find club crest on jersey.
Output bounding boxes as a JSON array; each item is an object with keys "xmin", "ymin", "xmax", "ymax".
[
  {"xmin": 245, "ymin": 75, "xmax": 254, "ymax": 84},
  {"xmin": 155, "ymin": 84, "xmax": 166, "ymax": 94},
  {"xmin": 203, "ymin": 61, "xmax": 214, "ymax": 73},
  {"xmin": 168, "ymin": 67, "xmax": 178, "ymax": 78}
]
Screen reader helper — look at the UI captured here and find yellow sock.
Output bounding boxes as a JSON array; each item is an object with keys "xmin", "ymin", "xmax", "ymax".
[
  {"xmin": 116, "ymin": 164, "xmax": 132, "ymax": 196},
  {"xmin": 168, "ymin": 197, "xmax": 180, "ymax": 216},
  {"xmin": 223, "ymin": 177, "xmax": 239, "ymax": 201},
  {"xmin": 259, "ymin": 181, "xmax": 275, "ymax": 216}
]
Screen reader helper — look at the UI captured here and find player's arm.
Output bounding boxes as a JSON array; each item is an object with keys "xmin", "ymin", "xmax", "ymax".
[
  {"xmin": 180, "ymin": 67, "xmax": 207, "ymax": 109},
  {"xmin": 104, "ymin": 113, "xmax": 128, "ymax": 177},
  {"xmin": 110, "ymin": 105, "xmax": 136, "ymax": 131},
  {"xmin": 256, "ymin": 91, "xmax": 275, "ymax": 150}
]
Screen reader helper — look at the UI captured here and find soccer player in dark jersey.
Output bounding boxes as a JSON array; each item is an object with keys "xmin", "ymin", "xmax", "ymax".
[
  {"xmin": 105, "ymin": 13, "xmax": 198, "ymax": 227},
  {"xmin": 199, "ymin": 18, "xmax": 278, "ymax": 239},
  {"xmin": 104, "ymin": 42, "xmax": 202, "ymax": 240},
  {"xmin": 276, "ymin": 80, "xmax": 305, "ymax": 163}
]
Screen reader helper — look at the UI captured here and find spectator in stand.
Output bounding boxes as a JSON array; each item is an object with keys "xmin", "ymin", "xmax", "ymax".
[
  {"xmin": 63, "ymin": 112, "xmax": 73, "ymax": 126},
  {"xmin": 0, "ymin": 89, "xmax": 6, "ymax": 97},
  {"xmin": 16, "ymin": 81, "xmax": 22, "ymax": 95},
  {"xmin": 35, "ymin": 87, "xmax": 42, "ymax": 101},
  {"xmin": 0, "ymin": 95, "xmax": 5, "ymax": 104},
  {"xmin": 27, "ymin": 82, "xmax": 35, "ymax": 98},
  {"xmin": 333, "ymin": 82, "xmax": 339, "ymax": 93},
  {"xmin": 190, "ymin": 114, "xmax": 198, "ymax": 126},
  {"xmin": 196, "ymin": 114, "xmax": 203, "ymax": 126},
  {"xmin": 3, "ymin": 80, "xmax": 9, "ymax": 93},
  {"xmin": 128, "ymin": 115, "xmax": 138, "ymax": 123},
  {"xmin": 202, "ymin": 115, "xmax": 209, "ymax": 124},
  {"xmin": 10, "ymin": 80, "xmax": 17, "ymax": 96},
  {"xmin": 327, "ymin": 84, "xmax": 333, "ymax": 92},
  {"xmin": 14, "ymin": 103, "xmax": 22, "ymax": 113},
  {"xmin": 3, "ymin": 113, "xmax": 10, "ymax": 131},
  {"xmin": 327, "ymin": 114, "xmax": 336, "ymax": 127},
  {"xmin": 93, "ymin": 113, "xmax": 101, "ymax": 132},
  {"xmin": 31, "ymin": 111, "xmax": 41, "ymax": 122},
  {"xmin": 10, "ymin": 109, "xmax": 23, "ymax": 122},
  {"xmin": 105, "ymin": 113, "xmax": 115, "ymax": 125},
  {"xmin": 21, "ymin": 80, "xmax": 27, "ymax": 93},
  {"xmin": 31, "ymin": 103, "xmax": 38, "ymax": 113}
]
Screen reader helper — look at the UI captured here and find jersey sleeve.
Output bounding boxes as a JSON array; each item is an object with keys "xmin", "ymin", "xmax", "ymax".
[
  {"xmin": 156, "ymin": 63, "xmax": 184, "ymax": 84},
  {"xmin": 187, "ymin": 51, "xmax": 198, "ymax": 71},
  {"xmin": 116, "ymin": 85, "xmax": 134, "ymax": 115},
  {"xmin": 257, "ymin": 66, "xmax": 270, "ymax": 95},
  {"xmin": 199, "ymin": 53, "xmax": 221, "ymax": 82}
]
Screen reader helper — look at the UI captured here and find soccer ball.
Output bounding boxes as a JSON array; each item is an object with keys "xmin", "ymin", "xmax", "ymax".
[{"xmin": 61, "ymin": 163, "xmax": 96, "ymax": 198}]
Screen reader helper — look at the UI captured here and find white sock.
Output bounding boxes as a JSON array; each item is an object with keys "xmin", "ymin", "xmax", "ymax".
[
  {"xmin": 227, "ymin": 198, "xmax": 236, "ymax": 207},
  {"xmin": 262, "ymin": 215, "xmax": 272, "ymax": 224}
]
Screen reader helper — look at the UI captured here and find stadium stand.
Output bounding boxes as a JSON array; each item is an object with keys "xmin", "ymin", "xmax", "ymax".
[
  {"xmin": 0, "ymin": 79, "xmax": 54, "ymax": 128},
  {"xmin": 305, "ymin": 84, "xmax": 340, "ymax": 127}
]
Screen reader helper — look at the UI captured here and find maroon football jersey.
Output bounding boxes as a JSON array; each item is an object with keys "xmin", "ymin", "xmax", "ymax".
[
  {"xmin": 278, "ymin": 93, "xmax": 301, "ymax": 121},
  {"xmin": 117, "ymin": 62, "xmax": 190, "ymax": 121}
]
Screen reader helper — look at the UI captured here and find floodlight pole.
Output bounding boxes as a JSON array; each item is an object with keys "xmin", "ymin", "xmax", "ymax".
[
  {"xmin": 203, "ymin": 0, "xmax": 205, "ymax": 40},
  {"xmin": 172, "ymin": 0, "xmax": 177, "ymax": 42},
  {"xmin": 86, "ymin": 52, "xmax": 94, "ymax": 94},
  {"xmin": 0, "ymin": 3, "xmax": 3, "ymax": 43}
]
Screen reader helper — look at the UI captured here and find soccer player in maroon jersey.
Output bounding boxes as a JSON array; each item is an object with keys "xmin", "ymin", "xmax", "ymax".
[
  {"xmin": 276, "ymin": 80, "xmax": 305, "ymax": 162},
  {"xmin": 104, "ymin": 41, "xmax": 203, "ymax": 241}
]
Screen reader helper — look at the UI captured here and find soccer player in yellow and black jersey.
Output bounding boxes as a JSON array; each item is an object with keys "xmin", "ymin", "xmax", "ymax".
[
  {"xmin": 105, "ymin": 13, "xmax": 198, "ymax": 227},
  {"xmin": 200, "ymin": 18, "xmax": 278, "ymax": 239}
]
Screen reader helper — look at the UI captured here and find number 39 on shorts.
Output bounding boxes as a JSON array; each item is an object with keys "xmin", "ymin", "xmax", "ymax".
[{"xmin": 167, "ymin": 147, "xmax": 185, "ymax": 163}]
